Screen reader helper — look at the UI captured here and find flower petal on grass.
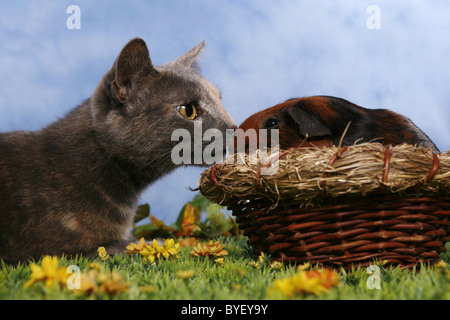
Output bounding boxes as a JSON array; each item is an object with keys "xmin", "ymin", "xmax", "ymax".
[
  {"xmin": 269, "ymin": 269, "xmax": 340, "ymax": 297},
  {"xmin": 24, "ymin": 256, "xmax": 69, "ymax": 289},
  {"xmin": 128, "ymin": 238, "xmax": 180, "ymax": 263},
  {"xmin": 190, "ymin": 240, "xmax": 228, "ymax": 258}
]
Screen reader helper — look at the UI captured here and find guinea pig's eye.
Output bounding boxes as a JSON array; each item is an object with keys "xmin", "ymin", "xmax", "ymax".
[
  {"xmin": 263, "ymin": 117, "xmax": 279, "ymax": 129},
  {"xmin": 177, "ymin": 103, "xmax": 197, "ymax": 120}
]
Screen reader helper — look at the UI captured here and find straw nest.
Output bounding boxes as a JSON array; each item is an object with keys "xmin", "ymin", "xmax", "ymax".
[
  {"xmin": 199, "ymin": 143, "xmax": 450, "ymax": 269},
  {"xmin": 199, "ymin": 143, "xmax": 450, "ymax": 207}
]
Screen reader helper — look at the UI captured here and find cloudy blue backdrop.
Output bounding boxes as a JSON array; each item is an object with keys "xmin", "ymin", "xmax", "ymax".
[{"xmin": 1, "ymin": 0, "xmax": 449, "ymax": 224}]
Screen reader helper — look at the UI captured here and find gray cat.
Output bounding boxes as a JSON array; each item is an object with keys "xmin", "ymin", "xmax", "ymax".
[{"xmin": 0, "ymin": 38, "xmax": 236, "ymax": 263}]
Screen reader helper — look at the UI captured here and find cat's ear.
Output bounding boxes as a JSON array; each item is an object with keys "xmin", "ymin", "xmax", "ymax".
[
  {"xmin": 112, "ymin": 38, "xmax": 158, "ymax": 103},
  {"xmin": 171, "ymin": 40, "xmax": 205, "ymax": 70}
]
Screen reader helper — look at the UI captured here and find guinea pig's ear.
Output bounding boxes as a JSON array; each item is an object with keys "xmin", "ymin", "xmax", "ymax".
[{"xmin": 285, "ymin": 106, "xmax": 331, "ymax": 138}]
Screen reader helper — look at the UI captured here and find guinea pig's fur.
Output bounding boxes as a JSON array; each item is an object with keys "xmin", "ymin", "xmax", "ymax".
[{"xmin": 238, "ymin": 96, "xmax": 438, "ymax": 151}]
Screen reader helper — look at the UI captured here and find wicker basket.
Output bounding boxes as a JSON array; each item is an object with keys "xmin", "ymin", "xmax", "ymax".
[{"xmin": 199, "ymin": 143, "xmax": 450, "ymax": 269}]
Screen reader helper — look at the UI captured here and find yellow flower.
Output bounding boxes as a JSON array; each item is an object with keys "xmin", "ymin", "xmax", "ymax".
[
  {"xmin": 177, "ymin": 269, "xmax": 195, "ymax": 279},
  {"xmin": 434, "ymin": 261, "xmax": 449, "ymax": 280},
  {"xmin": 296, "ymin": 262, "xmax": 311, "ymax": 271},
  {"xmin": 76, "ymin": 270, "xmax": 98, "ymax": 296},
  {"xmin": 215, "ymin": 258, "xmax": 225, "ymax": 266},
  {"xmin": 435, "ymin": 260, "xmax": 448, "ymax": 270},
  {"xmin": 75, "ymin": 269, "xmax": 129, "ymax": 298},
  {"xmin": 269, "ymin": 269, "xmax": 340, "ymax": 297},
  {"xmin": 249, "ymin": 252, "xmax": 283, "ymax": 270},
  {"xmin": 250, "ymin": 252, "xmax": 267, "ymax": 269},
  {"xmin": 99, "ymin": 271, "xmax": 130, "ymax": 297},
  {"xmin": 125, "ymin": 237, "xmax": 147, "ymax": 255},
  {"xmin": 139, "ymin": 285, "xmax": 158, "ymax": 293},
  {"xmin": 140, "ymin": 239, "xmax": 180, "ymax": 263},
  {"xmin": 190, "ymin": 240, "xmax": 228, "ymax": 258},
  {"xmin": 88, "ymin": 262, "xmax": 103, "ymax": 271},
  {"xmin": 269, "ymin": 261, "xmax": 283, "ymax": 270},
  {"xmin": 97, "ymin": 247, "xmax": 109, "ymax": 261},
  {"xmin": 24, "ymin": 256, "xmax": 69, "ymax": 289},
  {"xmin": 232, "ymin": 283, "xmax": 242, "ymax": 290}
]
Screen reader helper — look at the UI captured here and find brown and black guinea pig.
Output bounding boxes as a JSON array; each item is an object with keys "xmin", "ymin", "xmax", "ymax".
[{"xmin": 236, "ymin": 95, "xmax": 439, "ymax": 152}]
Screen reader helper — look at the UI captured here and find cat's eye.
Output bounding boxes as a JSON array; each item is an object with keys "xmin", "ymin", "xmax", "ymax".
[
  {"xmin": 177, "ymin": 104, "xmax": 197, "ymax": 120},
  {"xmin": 263, "ymin": 117, "xmax": 279, "ymax": 128}
]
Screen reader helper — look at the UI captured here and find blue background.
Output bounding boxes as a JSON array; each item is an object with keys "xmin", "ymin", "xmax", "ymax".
[{"xmin": 1, "ymin": 0, "xmax": 449, "ymax": 224}]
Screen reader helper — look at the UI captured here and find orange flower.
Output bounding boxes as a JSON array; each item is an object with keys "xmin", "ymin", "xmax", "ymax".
[
  {"xmin": 98, "ymin": 271, "xmax": 130, "ymax": 297},
  {"xmin": 178, "ymin": 237, "xmax": 199, "ymax": 248},
  {"xmin": 191, "ymin": 240, "xmax": 228, "ymax": 258}
]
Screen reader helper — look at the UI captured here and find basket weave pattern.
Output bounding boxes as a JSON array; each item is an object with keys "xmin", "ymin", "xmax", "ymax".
[
  {"xmin": 200, "ymin": 143, "xmax": 450, "ymax": 269},
  {"xmin": 229, "ymin": 194, "xmax": 450, "ymax": 269}
]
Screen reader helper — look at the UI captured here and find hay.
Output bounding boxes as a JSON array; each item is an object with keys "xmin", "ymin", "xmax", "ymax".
[
  {"xmin": 200, "ymin": 143, "xmax": 450, "ymax": 207},
  {"xmin": 199, "ymin": 143, "xmax": 450, "ymax": 269}
]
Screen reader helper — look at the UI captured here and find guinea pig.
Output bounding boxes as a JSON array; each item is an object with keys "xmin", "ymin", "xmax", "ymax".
[{"xmin": 236, "ymin": 95, "xmax": 439, "ymax": 152}]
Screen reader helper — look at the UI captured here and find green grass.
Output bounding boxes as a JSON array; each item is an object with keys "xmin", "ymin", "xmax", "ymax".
[{"xmin": 1, "ymin": 236, "xmax": 449, "ymax": 300}]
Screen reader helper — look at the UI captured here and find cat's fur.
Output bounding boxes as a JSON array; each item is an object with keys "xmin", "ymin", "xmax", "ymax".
[{"xmin": 0, "ymin": 38, "xmax": 236, "ymax": 263}]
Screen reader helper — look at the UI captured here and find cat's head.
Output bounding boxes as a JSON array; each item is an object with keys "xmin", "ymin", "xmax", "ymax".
[{"xmin": 91, "ymin": 38, "xmax": 236, "ymax": 181}]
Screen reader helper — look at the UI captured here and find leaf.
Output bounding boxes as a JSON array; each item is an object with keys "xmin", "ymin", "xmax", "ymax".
[
  {"xmin": 134, "ymin": 204, "xmax": 150, "ymax": 224},
  {"xmin": 149, "ymin": 214, "xmax": 176, "ymax": 233},
  {"xmin": 228, "ymin": 213, "xmax": 242, "ymax": 236},
  {"xmin": 175, "ymin": 203, "xmax": 201, "ymax": 237},
  {"xmin": 189, "ymin": 194, "xmax": 214, "ymax": 212},
  {"xmin": 133, "ymin": 223, "xmax": 175, "ymax": 239},
  {"xmin": 206, "ymin": 210, "xmax": 231, "ymax": 233},
  {"xmin": 174, "ymin": 204, "xmax": 187, "ymax": 229},
  {"xmin": 133, "ymin": 224, "xmax": 159, "ymax": 239},
  {"xmin": 206, "ymin": 202, "xmax": 223, "ymax": 215},
  {"xmin": 132, "ymin": 194, "xmax": 238, "ymax": 241},
  {"xmin": 174, "ymin": 194, "xmax": 209, "ymax": 229}
]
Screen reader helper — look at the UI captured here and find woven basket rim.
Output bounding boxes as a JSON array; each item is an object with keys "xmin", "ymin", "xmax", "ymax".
[{"xmin": 199, "ymin": 142, "xmax": 450, "ymax": 207}]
